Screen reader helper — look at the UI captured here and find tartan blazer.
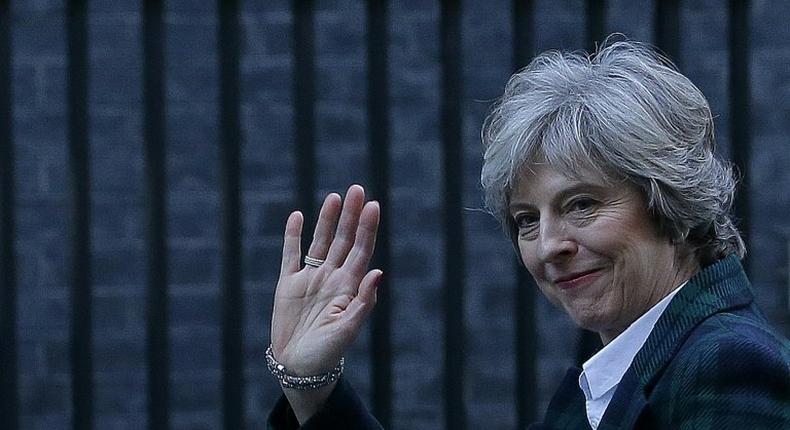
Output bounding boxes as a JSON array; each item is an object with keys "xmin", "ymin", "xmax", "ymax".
[
  {"xmin": 536, "ymin": 254, "xmax": 790, "ymax": 429},
  {"xmin": 268, "ymin": 254, "xmax": 790, "ymax": 429}
]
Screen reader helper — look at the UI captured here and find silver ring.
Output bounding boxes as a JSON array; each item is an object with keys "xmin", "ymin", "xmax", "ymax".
[{"xmin": 304, "ymin": 255, "xmax": 325, "ymax": 268}]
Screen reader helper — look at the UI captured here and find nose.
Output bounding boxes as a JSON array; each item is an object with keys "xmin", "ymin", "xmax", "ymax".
[{"xmin": 537, "ymin": 217, "xmax": 577, "ymax": 263}]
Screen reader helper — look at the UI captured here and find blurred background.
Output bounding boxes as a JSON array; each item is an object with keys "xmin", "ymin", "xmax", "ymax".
[{"xmin": 1, "ymin": 0, "xmax": 788, "ymax": 429}]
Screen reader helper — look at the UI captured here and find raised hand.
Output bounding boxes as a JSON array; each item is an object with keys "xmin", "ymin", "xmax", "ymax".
[{"xmin": 270, "ymin": 184, "xmax": 382, "ymax": 382}]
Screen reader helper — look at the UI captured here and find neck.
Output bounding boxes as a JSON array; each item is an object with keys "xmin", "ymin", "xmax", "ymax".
[{"xmin": 598, "ymin": 255, "xmax": 700, "ymax": 345}]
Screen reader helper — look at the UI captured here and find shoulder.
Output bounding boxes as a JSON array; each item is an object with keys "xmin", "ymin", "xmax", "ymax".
[
  {"xmin": 669, "ymin": 309, "xmax": 789, "ymax": 396},
  {"xmin": 649, "ymin": 307, "xmax": 790, "ymax": 429},
  {"xmin": 677, "ymin": 307, "xmax": 789, "ymax": 370}
]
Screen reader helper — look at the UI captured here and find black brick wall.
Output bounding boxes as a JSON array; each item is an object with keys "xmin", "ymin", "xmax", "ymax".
[{"xmin": 6, "ymin": 1, "xmax": 789, "ymax": 429}]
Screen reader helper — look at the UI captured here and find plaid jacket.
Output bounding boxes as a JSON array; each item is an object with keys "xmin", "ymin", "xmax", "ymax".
[
  {"xmin": 536, "ymin": 254, "xmax": 790, "ymax": 429},
  {"xmin": 269, "ymin": 255, "xmax": 790, "ymax": 429}
]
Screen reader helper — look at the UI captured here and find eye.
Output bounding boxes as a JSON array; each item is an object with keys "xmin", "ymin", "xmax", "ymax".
[
  {"xmin": 566, "ymin": 196, "xmax": 598, "ymax": 213},
  {"xmin": 514, "ymin": 212, "xmax": 539, "ymax": 234}
]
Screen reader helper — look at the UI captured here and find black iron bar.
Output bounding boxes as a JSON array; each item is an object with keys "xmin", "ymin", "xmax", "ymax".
[
  {"xmin": 0, "ymin": 0, "xmax": 19, "ymax": 427},
  {"xmin": 66, "ymin": 1, "xmax": 93, "ymax": 428},
  {"xmin": 440, "ymin": 1, "xmax": 466, "ymax": 429},
  {"xmin": 366, "ymin": 0, "xmax": 393, "ymax": 427},
  {"xmin": 143, "ymin": 1, "xmax": 170, "ymax": 428},
  {"xmin": 218, "ymin": 0, "xmax": 244, "ymax": 428}
]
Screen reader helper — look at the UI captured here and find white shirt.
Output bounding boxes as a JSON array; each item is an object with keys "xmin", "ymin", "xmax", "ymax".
[{"xmin": 578, "ymin": 282, "xmax": 687, "ymax": 430}]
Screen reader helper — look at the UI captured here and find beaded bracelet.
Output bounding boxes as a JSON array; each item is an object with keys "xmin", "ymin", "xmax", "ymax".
[{"xmin": 265, "ymin": 345, "xmax": 344, "ymax": 390}]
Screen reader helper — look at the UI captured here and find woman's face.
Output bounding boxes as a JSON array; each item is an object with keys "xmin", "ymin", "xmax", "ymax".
[{"xmin": 510, "ymin": 163, "xmax": 694, "ymax": 344}]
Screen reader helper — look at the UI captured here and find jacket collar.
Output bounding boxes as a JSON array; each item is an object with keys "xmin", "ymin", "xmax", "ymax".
[{"xmin": 597, "ymin": 254, "xmax": 754, "ymax": 429}]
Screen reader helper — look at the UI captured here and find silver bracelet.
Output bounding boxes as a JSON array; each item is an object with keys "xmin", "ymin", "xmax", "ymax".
[{"xmin": 265, "ymin": 345, "xmax": 344, "ymax": 390}]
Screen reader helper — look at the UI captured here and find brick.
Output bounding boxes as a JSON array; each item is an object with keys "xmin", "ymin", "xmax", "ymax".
[
  {"xmin": 92, "ymin": 245, "xmax": 144, "ymax": 286},
  {"xmin": 170, "ymin": 289, "xmax": 220, "ymax": 328},
  {"xmin": 242, "ymin": 61, "xmax": 293, "ymax": 104},
  {"xmin": 247, "ymin": 198, "xmax": 295, "ymax": 238},
  {"xmin": 89, "ymin": 0, "xmax": 139, "ymax": 14},
  {"xmin": 94, "ymin": 415, "xmax": 146, "ymax": 430},
  {"xmin": 241, "ymin": 0, "xmax": 290, "ymax": 14},
  {"xmin": 11, "ymin": 7, "xmax": 66, "ymax": 61},
  {"xmin": 170, "ymin": 327, "xmax": 221, "ymax": 372},
  {"xmin": 91, "ymin": 197, "xmax": 144, "ymax": 245},
  {"xmin": 166, "ymin": 0, "xmax": 216, "ymax": 14},
  {"xmin": 315, "ymin": 102, "xmax": 366, "ymax": 143},
  {"xmin": 92, "ymin": 337, "xmax": 146, "ymax": 374},
  {"xmin": 315, "ymin": 143, "xmax": 369, "ymax": 193},
  {"xmin": 168, "ymin": 246, "xmax": 220, "ymax": 285},
  {"xmin": 19, "ymin": 375, "xmax": 71, "ymax": 417},
  {"xmin": 607, "ymin": 0, "xmax": 654, "ymax": 43},
  {"xmin": 171, "ymin": 411, "xmax": 220, "ymax": 430},
  {"xmin": 93, "ymin": 294, "xmax": 143, "ymax": 332},
  {"xmin": 316, "ymin": 62, "xmax": 366, "ymax": 103},
  {"xmin": 241, "ymin": 13, "xmax": 292, "ymax": 58},
  {"xmin": 389, "ymin": 9, "xmax": 440, "ymax": 69},
  {"xmin": 12, "ymin": 63, "xmax": 37, "ymax": 109},
  {"xmin": 90, "ymin": 60, "xmax": 142, "ymax": 105},
  {"xmin": 315, "ymin": 10, "xmax": 364, "ymax": 58},
  {"xmin": 16, "ymin": 201, "xmax": 68, "ymax": 245},
  {"xmin": 390, "ymin": 69, "xmax": 441, "ymax": 104},
  {"xmin": 167, "ymin": 195, "xmax": 220, "ymax": 240},
  {"xmin": 751, "ymin": 0, "xmax": 790, "ymax": 48},
  {"xmin": 17, "ymin": 293, "xmax": 69, "ymax": 330},
  {"xmin": 534, "ymin": 0, "xmax": 586, "ymax": 51}
]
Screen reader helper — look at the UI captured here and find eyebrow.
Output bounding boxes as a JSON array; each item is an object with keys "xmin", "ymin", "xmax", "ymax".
[{"xmin": 509, "ymin": 182, "xmax": 610, "ymax": 213}]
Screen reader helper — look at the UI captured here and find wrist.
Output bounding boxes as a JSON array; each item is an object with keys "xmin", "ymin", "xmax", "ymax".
[
  {"xmin": 266, "ymin": 345, "xmax": 345, "ymax": 390},
  {"xmin": 266, "ymin": 344, "xmax": 344, "ymax": 424}
]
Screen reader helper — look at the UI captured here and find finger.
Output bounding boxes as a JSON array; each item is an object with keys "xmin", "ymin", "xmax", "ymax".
[
  {"xmin": 280, "ymin": 211, "xmax": 303, "ymax": 275},
  {"xmin": 343, "ymin": 201, "xmax": 380, "ymax": 274},
  {"xmin": 307, "ymin": 193, "xmax": 342, "ymax": 261},
  {"xmin": 345, "ymin": 269, "xmax": 382, "ymax": 325},
  {"xmin": 325, "ymin": 185, "xmax": 366, "ymax": 266}
]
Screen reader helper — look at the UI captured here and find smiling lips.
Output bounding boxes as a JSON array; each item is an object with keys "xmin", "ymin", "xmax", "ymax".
[{"xmin": 554, "ymin": 269, "xmax": 604, "ymax": 290}]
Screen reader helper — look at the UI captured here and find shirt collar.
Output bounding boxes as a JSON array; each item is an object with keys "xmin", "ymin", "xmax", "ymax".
[{"xmin": 579, "ymin": 281, "xmax": 687, "ymax": 400}]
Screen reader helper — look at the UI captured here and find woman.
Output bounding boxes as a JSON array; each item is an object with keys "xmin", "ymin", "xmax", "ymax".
[{"xmin": 266, "ymin": 40, "xmax": 790, "ymax": 429}]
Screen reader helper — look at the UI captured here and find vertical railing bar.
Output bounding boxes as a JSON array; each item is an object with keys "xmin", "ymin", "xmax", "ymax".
[
  {"xmin": 654, "ymin": 0, "xmax": 681, "ymax": 67},
  {"xmin": 515, "ymin": 269, "xmax": 539, "ymax": 424},
  {"xmin": 218, "ymin": 0, "xmax": 244, "ymax": 428},
  {"xmin": 728, "ymin": 0, "xmax": 751, "ymax": 275},
  {"xmin": 512, "ymin": 2, "xmax": 538, "ymax": 425},
  {"xmin": 143, "ymin": 1, "xmax": 170, "ymax": 428},
  {"xmin": 575, "ymin": 0, "xmax": 607, "ymax": 367},
  {"xmin": 586, "ymin": 0, "xmax": 607, "ymax": 52},
  {"xmin": 66, "ymin": 1, "xmax": 93, "ymax": 428},
  {"xmin": 366, "ymin": 0, "xmax": 393, "ymax": 427},
  {"xmin": 293, "ymin": 0, "xmax": 317, "ymax": 244},
  {"xmin": 440, "ymin": 1, "xmax": 466, "ymax": 429},
  {"xmin": 0, "ymin": 1, "xmax": 19, "ymax": 428}
]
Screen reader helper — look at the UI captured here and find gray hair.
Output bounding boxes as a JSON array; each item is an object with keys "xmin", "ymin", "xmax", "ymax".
[{"xmin": 480, "ymin": 39, "xmax": 745, "ymax": 265}]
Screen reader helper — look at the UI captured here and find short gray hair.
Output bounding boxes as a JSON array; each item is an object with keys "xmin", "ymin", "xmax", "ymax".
[{"xmin": 480, "ymin": 39, "xmax": 745, "ymax": 265}]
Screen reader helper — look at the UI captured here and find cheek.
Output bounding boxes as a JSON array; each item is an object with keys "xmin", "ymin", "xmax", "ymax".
[
  {"xmin": 519, "ymin": 242, "xmax": 542, "ymax": 278},
  {"xmin": 535, "ymin": 281, "xmax": 562, "ymax": 307}
]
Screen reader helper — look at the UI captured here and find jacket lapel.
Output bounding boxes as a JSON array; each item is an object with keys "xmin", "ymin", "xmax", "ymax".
[
  {"xmin": 536, "ymin": 367, "xmax": 592, "ymax": 429},
  {"xmin": 596, "ymin": 254, "xmax": 754, "ymax": 430}
]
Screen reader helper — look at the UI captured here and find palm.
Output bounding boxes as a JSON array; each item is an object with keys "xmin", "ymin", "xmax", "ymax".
[{"xmin": 270, "ymin": 185, "xmax": 381, "ymax": 377}]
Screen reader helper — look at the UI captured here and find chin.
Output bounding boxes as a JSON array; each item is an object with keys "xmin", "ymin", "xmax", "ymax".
[{"xmin": 567, "ymin": 308, "xmax": 611, "ymax": 334}]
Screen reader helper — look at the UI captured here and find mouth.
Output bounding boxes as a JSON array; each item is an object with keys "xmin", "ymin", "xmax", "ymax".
[{"xmin": 553, "ymin": 269, "xmax": 604, "ymax": 290}]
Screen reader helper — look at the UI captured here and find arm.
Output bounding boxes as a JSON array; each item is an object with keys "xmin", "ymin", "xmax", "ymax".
[
  {"xmin": 268, "ymin": 185, "xmax": 383, "ymax": 427},
  {"xmin": 268, "ymin": 376, "xmax": 383, "ymax": 429}
]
